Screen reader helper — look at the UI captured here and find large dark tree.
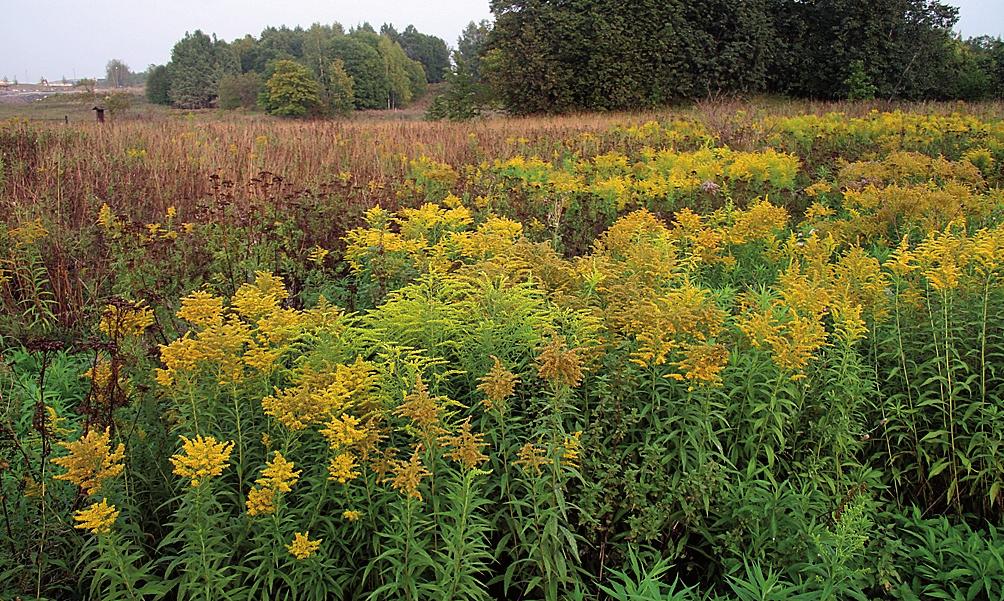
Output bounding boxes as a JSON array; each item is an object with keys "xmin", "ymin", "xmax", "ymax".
[
  {"xmin": 486, "ymin": 0, "xmax": 774, "ymax": 113},
  {"xmin": 167, "ymin": 30, "xmax": 236, "ymax": 108},
  {"xmin": 767, "ymin": 0, "xmax": 959, "ymax": 99},
  {"xmin": 145, "ymin": 64, "xmax": 172, "ymax": 105},
  {"xmin": 329, "ymin": 35, "xmax": 389, "ymax": 109},
  {"xmin": 486, "ymin": 0, "xmax": 965, "ymax": 112},
  {"xmin": 457, "ymin": 20, "xmax": 492, "ymax": 81}
]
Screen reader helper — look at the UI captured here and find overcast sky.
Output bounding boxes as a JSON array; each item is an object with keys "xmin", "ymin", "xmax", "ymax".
[{"xmin": 1, "ymin": 0, "xmax": 1000, "ymax": 82}]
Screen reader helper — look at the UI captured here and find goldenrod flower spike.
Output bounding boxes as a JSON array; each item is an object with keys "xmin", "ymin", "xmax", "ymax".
[
  {"xmin": 287, "ymin": 532, "xmax": 321, "ymax": 560},
  {"xmin": 169, "ymin": 435, "xmax": 234, "ymax": 487},
  {"xmin": 52, "ymin": 428, "xmax": 125, "ymax": 496},
  {"xmin": 73, "ymin": 499, "xmax": 120, "ymax": 535}
]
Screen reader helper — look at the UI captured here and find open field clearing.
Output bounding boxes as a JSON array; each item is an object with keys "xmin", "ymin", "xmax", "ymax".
[{"xmin": 3, "ymin": 102, "xmax": 1004, "ymax": 599}]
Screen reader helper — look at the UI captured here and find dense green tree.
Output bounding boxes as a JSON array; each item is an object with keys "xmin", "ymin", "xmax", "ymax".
[
  {"xmin": 322, "ymin": 59, "xmax": 355, "ymax": 115},
  {"xmin": 329, "ymin": 35, "xmax": 388, "ymax": 109},
  {"xmin": 427, "ymin": 21, "xmax": 496, "ymax": 120},
  {"xmin": 261, "ymin": 59, "xmax": 322, "ymax": 117},
  {"xmin": 218, "ymin": 72, "xmax": 263, "ymax": 110},
  {"xmin": 486, "ymin": 0, "xmax": 975, "ymax": 111},
  {"xmin": 145, "ymin": 65, "xmax": 172, "ymax": 105},
  {"xmin": 485, "ymin": 0, "xmax": 583, "ymax": 113},
  {"xmin": 104, "ymin": 91, "xmax": 133, "ymax": 117},
  {"xmin": 960, "ymin": 36, "xmax": 1004, "ymax": 99},
  {"xmin": 167, "ymin": 30, "xmax": 235, "ymax": 108},
  {"xmin": 457, "ymin": 20, "xmax": 492, "ymax": 81},
  {"xmin": 378, "ymin": 35, "xmax": 418, "ymax": 108},
  {"xmin": 486, "ymin": 0, "xmax": 777, "ymax": 112},
  {"xmin": 427, "ymin": 51, "xmax": 494, "ymax": 120},
  {"xmin": 384, "ymin": 24, "xmax": 450, "ymax": 83},
  {"xmin": 767, "ymin": 0, "xmax": 959, "ymax": 99},
  {"xmin": 157, "ymin": 22, "xmax": 436, "ymax": 112}
]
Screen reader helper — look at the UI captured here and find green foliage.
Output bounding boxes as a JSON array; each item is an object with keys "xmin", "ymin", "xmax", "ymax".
[
  {"xmin": 327, "ymin": 35, "xmax": 387, "ymax": 110},
  {"xmin": 321, "ymin": 59, "xmax": 355, "ymax": 116},
  {"xmin": 769, "ymin": 0, "xmax": 959, "ymax": 99},
  {"xmin": 597, "ymin": 548, "xmax": 696, "ymax": 600},
  {"xmin": 484, "ymin": 0, "xmax": 999, "ymax": 111},
  {"xmin": 427, "ymin": 52, "xmax": 492, "ymax": 121},
  {"xmin": 378, "ymin": 34, "xmax": 418, "ymax": 108},
  {"xmin": 261, "ymin": 60, "xmax": 322, "ymax": 117},
  {"xmin": 486, "ymin": 0, "xmax": 776, "ymax": 112},
  {"xmin": 457, "ymin": 20, "xmax": 492, "ymax": 81},
  {"xmin": 888, "ymin": 508, "xmax": 1004, "ymax": 600},
  {"xmin": 167, "ymin": 30, "xmax": 236, "ymax": 108},
  {"xmin": 145, "ymin": 65, "xmax": 172, "ymax": 105},
  {"xmin": 218, "ymin": 72, "xmax": 263, "ymax": 110},
  {"xmin": 104, "ymin": 92, "xmax": 134, "ymax": 118},
  {"xmin": 844, "ymin": 60, "xmax": 878, "ymax": 100},
  {"xmin": 385, "ymin": 24, "xmax": 451, "ymax": 83},
  {"xmin": 157, "ymin": 22, "xmax": 433, "ymax": 113}
]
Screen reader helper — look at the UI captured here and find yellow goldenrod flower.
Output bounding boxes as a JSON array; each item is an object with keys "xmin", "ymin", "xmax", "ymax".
[
  {"xmin": 440, "ymin": 419, "xmax": 488, "ymax": 471},
  {"xmin": 170, "ymin": 435, "xmax": 234, "ymax": 487},
  {"xmin": 327, "ymin": 452, "xmax": 361, "ymax": 484},
  {"xmin": 9, "ymin": 219, "xmax": 49, "ymax": 246},
  {"xmin": 257, "ymin": 452, "xmax": 300, "ymax": 493},
  {"xmin": 287, "ymin": 532, "xmax": 321, "ymax": 560},
  {"xmin": 516, "ymin": 442, "xmax": 549, "ymax": 475},
  {"xmin": 342, "ymin": 510, "xmax": 362, "ymax": 522},
  {"xmin": 52, "ymin": 428, "xmax": 125, "ymax": 496},
  {"xmin": 99, "ymin": 302, "xmax": 154, "ymax": 339},
  {"xmin": 232, "ymin": 272, "xmax": 287, "ymax": 319},
  {"xmin": 537, "ymin": 337, "xmax": 584, "ymax": 388},
  {"xmin": 673, "ymin": 343, "xmax": 730, "ymax": 386},
  {"xmin": 307, "ymin": 246, "xmax": 329, "ymax": 265},
  {"xmin": 177, "ymin": 290, "xmax": 224, "ymax": 328},
  {"xmin": 321, "ymin": 414, "xmax": 367, "ymax": 449},
  {"xmin": 561, "ymin": 432, "xmax": 583, "ymax": 469},
  {"xmin": 73, "ymin": 499, "xmax": 119, "ymax": 535},
  {"xmin": 97, "ymin": 203, "xmax": 117, "ymax": 229},
  {"xmin": 246, "ymin": 486, "xmax": 276, "ymax": 516},
  {"xmin": 389, "ymin": 449, "xmax": 431, "ymax": 501},
  {"xmin": 477, "ymin": 356, "xmax": 518, "ymax": 413},
  {"xmin": 395, "ymin": 376, "xmax": 443, "ymax": 433}
]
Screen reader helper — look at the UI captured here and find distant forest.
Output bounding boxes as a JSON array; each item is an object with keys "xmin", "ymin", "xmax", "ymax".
[{"xmin": 144, "ymin": 1, "xmax": 1004, "ymax": 118}]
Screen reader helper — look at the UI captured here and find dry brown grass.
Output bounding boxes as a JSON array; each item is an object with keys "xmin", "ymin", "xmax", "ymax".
[{"xmin": 3, "ymin": 97, "xmax": 1002, "ymax": 230}]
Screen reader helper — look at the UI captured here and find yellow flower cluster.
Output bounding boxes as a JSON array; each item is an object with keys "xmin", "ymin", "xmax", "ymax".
[
  {"xmin": 52, "ymin": 428, "xmax": 125, "ymax": 496},
  {"xmin": 389, "ymin": 448, "xmax": 432, "ymax": 501},
  {"xmin": 439, "ymin": 418, "xmax": 488, "ymax": 471},
  {"xmin": 263, "ymin": 358, "xmax": 374, "ymax": 431},
  {"xmin": 537, "ymin": 337, "xmax": 584, "ymax": 388},
  {"xmin": 286, "ymin": 531, "xmax": 322, "ymax": 560},
  {"xmin": 99, "ymin": 302, "xmax": 154, "ymax": 339},
  {"xmin": 247, "ymin": 451, "xmax": 301, "ymax": 516},
  {"xmin": 487, "ymin": 147, "xmax": 800, "ymax": 213},
  {"xmin": 170, "ymin": 435, "xmax": 234, "ymax": 487},
  {"xmin": 477, "ymin": 356, "xmax": 519, "ymax": 413},
  {"xmin": 73, "ymin": 499, "xmax": 120, "ymax": 535},
  {"xmin": 158, "ymin": 273, "xmax": 342, "ymax": 388}
]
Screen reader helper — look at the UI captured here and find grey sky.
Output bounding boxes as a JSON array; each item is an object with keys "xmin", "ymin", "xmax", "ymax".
[{"xmin": 0, "ymin": 0, "xmax": 1000, "ymax": 83}]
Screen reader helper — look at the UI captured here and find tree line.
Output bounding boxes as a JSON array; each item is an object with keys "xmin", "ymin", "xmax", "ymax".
[
  {"xmin": 142, "ymin": 3, "xmax": 1004, "ymax": 119},
  {"xmin": 434, "ymin": 0, "xmax": 1004, "ymax": 117},
  {"xmin": 146, "ymin": 23, "xmax": 449, "ymax": 116}
]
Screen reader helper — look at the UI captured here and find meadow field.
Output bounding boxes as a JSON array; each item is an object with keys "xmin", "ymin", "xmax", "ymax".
[{"xmin": 3, "ymin": 100, "xmax": 1004, "ymax": 599}]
